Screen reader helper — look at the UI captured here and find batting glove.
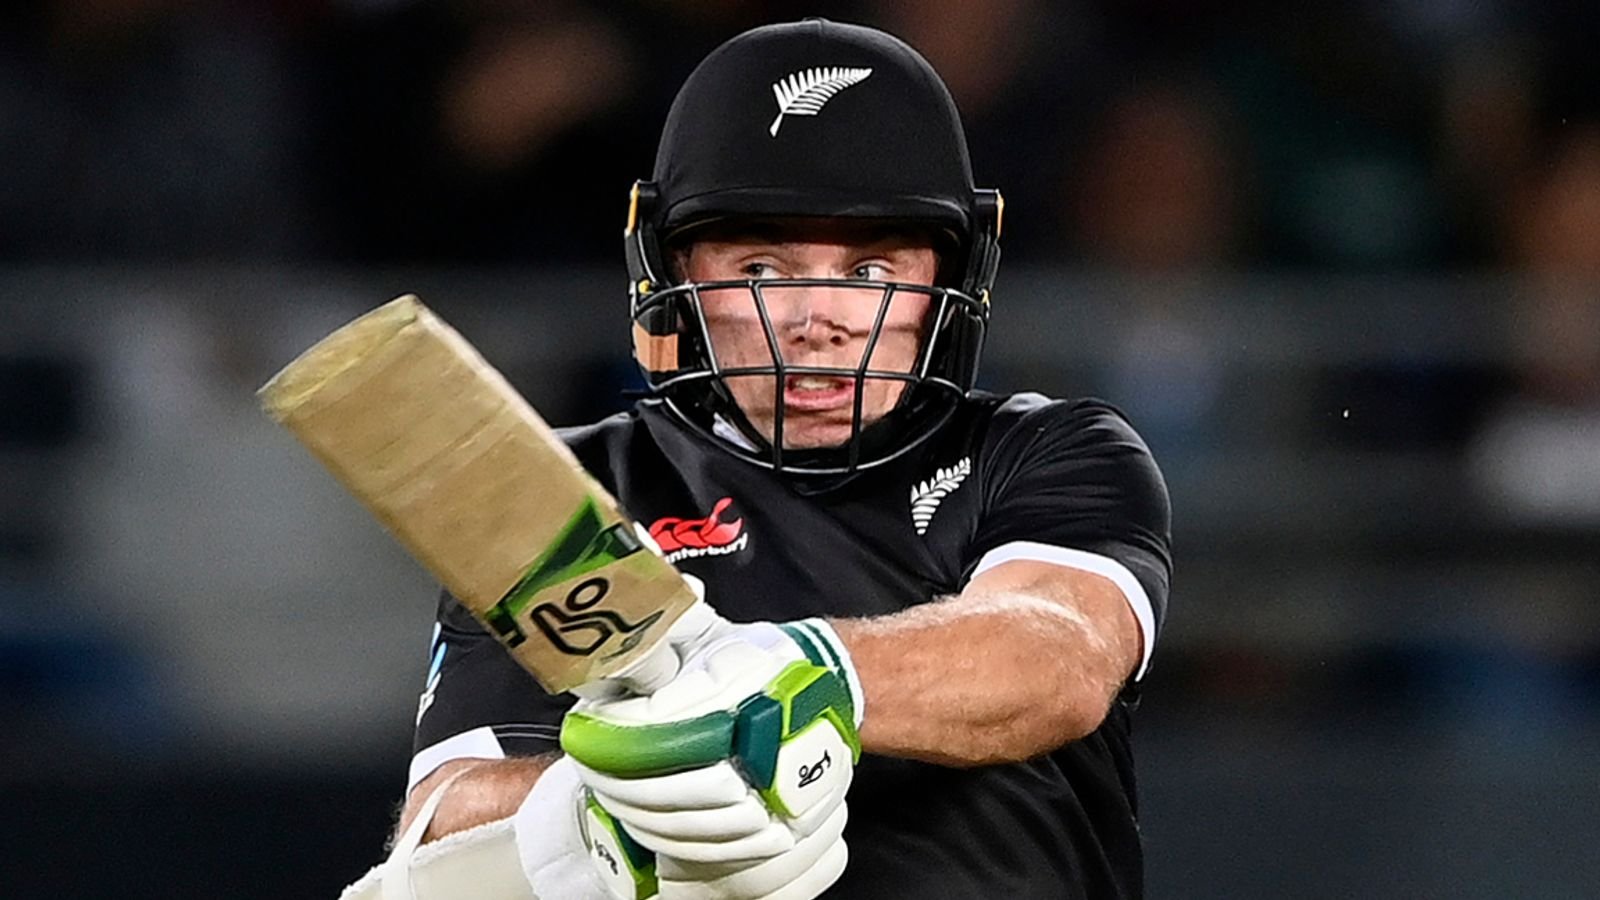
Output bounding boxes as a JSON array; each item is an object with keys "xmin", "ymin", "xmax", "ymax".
[
  {"xmin": 561, "ymin": 595, "xmax": 862, "ymax": 898},
  {"xmin": 580, "ymin": 785, "xmax": 848, "ymax": 900}
]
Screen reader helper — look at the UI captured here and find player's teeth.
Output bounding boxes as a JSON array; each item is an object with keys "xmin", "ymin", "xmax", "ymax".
[{"xmin": 792, "ymin": 377, "xmax": 836, "ymax": 390}]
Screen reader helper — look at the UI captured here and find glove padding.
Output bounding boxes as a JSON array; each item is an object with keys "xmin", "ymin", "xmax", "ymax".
[
  {"xmin": 562, "ymin": 598, "xmax": 862, "ymax": 898},
  {"xmin": 513, "ymin": 755, "xmax": 622, "ymax": 899},
  {"xmin": 654, "ymin": 801, "xmax": 848, "ymax": 900},
  {"xmin": 566, "ymin": 634, "xmax": 858, "ymax": 858},
  {"xmin": 581, "ymin": 778, "xmax": 849, "ymax": 900}
]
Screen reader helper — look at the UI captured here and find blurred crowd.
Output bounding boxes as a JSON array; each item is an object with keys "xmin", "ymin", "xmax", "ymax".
[
  {"xmin": 3, "ymin": 1, "xmax": 1598, "ymax": 456},
  {"xmin": 0, "ymin": 0, "xmax": 1595, "ymax": 269}
]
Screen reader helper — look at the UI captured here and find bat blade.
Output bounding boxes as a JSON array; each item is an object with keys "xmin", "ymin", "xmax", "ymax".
[{"xmin": 259, "ymin": 294, "xmax": 695, "ymax": 694}]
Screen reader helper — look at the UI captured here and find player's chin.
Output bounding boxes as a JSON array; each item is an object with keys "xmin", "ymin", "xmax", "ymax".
[
  {"xmin": 734, "ymin": 393, "xmax": 897, "ymax": 450},
  {"xmin": 780, "ymin": 426, "xmax": 852, "ymax": 450},
  {"xmin": 778, "ymin": 411, "xmax": 888, "ymax": 450}
]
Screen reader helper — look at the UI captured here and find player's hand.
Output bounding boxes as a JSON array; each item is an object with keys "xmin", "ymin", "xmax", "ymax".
[
  {"xmin": 513, "ymin": 740, "xmax": 839, "ymax": 900},
  {"xmin": 581, "ymin": 785, "xmax": 848, "ymax": 900},
  {"xmin": 563, "ymin": 579, "xmax": 865, "ymax": 847},
  {"xmin": 659, "ymin": 595, "xmax": 866, "ymax": 732},
  {"xmin": 564, "ymin": 623, "xmax": 860, "ymax": 855},
  {"xmin": 561, "ymin": 595, "xmax": 862, "ymax": 897},
  {"xmin": 568, "ymin": 629, "xmax": 857, "ymax": 898}
]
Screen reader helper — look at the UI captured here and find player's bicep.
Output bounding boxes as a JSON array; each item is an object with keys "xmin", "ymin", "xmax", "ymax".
[
  {"xmin": 967, "ymin": 399, "xmax": 1172, "ymax": 678},
  {"xmin": 963, "ymin": 554, "xmax": 1144, "ymax": 683},
  {"xmin": 409, "ymin": 593, "xmax": 575, "ymax": 792}
]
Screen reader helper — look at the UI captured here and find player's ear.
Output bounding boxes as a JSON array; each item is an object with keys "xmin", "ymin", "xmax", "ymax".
[{"xmin": 669, "ymin": 244, "xmax": 693, "ymax": 283}]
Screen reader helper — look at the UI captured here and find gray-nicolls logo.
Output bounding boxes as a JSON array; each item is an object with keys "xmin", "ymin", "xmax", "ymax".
[
  {"xmin": 769, "ymin": 67, "xmax": 873, "ymax": 136},
  {"xmin": 910, "ymin": 457, "xmax": 971, "ymax": 536}
]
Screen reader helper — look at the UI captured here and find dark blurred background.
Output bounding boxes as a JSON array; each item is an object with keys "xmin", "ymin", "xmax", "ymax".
[{"xmin": 2, "ymin": 1, "xmax": 1598, "ymax": 897}]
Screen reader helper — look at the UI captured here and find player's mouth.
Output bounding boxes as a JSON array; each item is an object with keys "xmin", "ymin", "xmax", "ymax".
[{"xmin": 783, "ymin": 374, "xmax": 857, "ymax": 412}]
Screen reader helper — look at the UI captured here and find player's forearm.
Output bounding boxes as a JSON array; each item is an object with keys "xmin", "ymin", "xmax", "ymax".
[
  {"xmin": 832, "ymin": 566, "xmax": 1140, "ymax": 767},
  {"xmin": 397, "ymin": 754, "xmax": 557, "ymax": 844}
]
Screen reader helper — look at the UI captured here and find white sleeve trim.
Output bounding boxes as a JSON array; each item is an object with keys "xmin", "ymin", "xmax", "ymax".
[
  {"xmin": 407, "ymin": 726, "xmax": 506, "ymax": 794},
  {"xmin": 969, "ymin": 540, "xmax": 1158, "ymax": 680}
]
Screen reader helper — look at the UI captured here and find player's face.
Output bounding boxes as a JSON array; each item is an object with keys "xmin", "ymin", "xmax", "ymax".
[{"xmin": 683, "ymin": 220, "xmax": 940, "ymax": 450}]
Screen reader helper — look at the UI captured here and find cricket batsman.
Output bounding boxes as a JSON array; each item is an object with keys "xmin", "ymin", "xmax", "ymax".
[{"xmin": 370, "ymin": 17, "xmax": 1171, "ymax": 900}]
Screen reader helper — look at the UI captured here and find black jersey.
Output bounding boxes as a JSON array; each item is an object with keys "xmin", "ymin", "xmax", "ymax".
[{"xmin": 410, "ymin": 391, "xmax": 1172, "ymax": 899}]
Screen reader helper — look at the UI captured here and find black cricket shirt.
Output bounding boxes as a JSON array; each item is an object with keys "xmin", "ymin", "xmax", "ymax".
[{"xmin": 410, "ymin": 390, "xmax": 1172, "ymax": 899}]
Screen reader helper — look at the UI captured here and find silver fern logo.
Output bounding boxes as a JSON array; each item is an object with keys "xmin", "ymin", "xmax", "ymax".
[
  {"xmin": 769, "ymin": 66, "xmax": 873, "ymax": 136},
  {"xmin": 910, "ymin": 457, "xmax": 971, "ymax": 536}
]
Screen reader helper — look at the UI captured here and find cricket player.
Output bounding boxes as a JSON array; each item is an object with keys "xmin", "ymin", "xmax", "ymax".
[{"xmin": 392, "ymin": 18, "xmax": 1170, "ymax": 900}]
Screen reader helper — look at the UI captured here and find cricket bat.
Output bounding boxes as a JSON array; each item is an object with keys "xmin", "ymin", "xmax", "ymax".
[{"xmin": 258, "ymin": 294, "xmax": 696, "ymax": 695}]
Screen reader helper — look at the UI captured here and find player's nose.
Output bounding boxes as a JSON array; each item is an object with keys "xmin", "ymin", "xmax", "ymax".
[{"xmin": 774, "ymin": 285, "xmax": 853, "ymax": 350}]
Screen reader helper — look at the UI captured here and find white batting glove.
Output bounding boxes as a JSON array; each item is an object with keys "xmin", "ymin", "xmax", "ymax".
[
  {"xmin": 567, "ymin": 628, "xmax": 860, "ymax": 855},
  {"xmin": 514, "ymin": 754, "xmax": 840, "ymax": 900},
  {"xmin": 561, "ymin": 590, "xmax": 862, "ymax": 898},
  {"xmin": 654, "ymin": 800, "xmax": 848, "ymax": 900},
  {"xmin": 580, "ymin": 785, "xmax": 849, "ymax": 900},
  {"xmin": 513, "ymin": 755, "xmax": 621, "ymax": 898}
]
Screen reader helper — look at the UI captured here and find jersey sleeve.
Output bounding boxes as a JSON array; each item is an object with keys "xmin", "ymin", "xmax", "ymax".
[
  {"xmin": 966, "ymin": 395, "xmax": 1173, "ymax": 679},
  {"xmin": 407, "ymin": 590, "xmax": 576, "ymax": 793}
]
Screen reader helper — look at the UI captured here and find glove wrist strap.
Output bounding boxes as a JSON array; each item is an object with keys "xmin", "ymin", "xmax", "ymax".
[{"xmin": 783, "ymin": 618, "xmax": 866, "ymax": 727}]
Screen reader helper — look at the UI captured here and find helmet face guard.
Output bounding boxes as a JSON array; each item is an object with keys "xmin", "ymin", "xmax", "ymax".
[
  {"xmin": 627, "ymin": 183, "xmax": 999, "ymax": 474},
  {"xmin": 622, "ymin": 19, "xmax": 1003, "ymax": 475}
]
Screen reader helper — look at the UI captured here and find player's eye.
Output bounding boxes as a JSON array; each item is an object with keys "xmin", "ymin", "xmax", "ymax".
[
  {"xmin": 740, "ymin": 261, "xmax": 777, "ymax": 279},
  {"xmin": 852, "ymin": 262, "xmax": 891, "ymax": 280}
]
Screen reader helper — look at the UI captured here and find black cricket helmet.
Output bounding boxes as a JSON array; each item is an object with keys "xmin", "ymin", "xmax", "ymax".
[{"xmin": 626, "ymin": 18, "xmax": 1002, "ymax": 474}]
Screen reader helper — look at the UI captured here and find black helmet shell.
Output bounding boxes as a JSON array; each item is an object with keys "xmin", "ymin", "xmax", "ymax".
[{"xmin": 653, "ymin": 18, "xmax": 977, "ymax": 236}]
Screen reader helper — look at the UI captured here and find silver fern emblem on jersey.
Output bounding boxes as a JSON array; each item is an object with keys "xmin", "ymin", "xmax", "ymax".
[
  {"xmin": 770, "ymin": 66, "xmax": 873, "ymax": 136},
  {"xmin": 910, "ymin": 457, "xmax": 971, "ymax": 536}
]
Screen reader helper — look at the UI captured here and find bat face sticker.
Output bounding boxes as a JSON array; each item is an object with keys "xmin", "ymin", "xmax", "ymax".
[
  {"xmin": 529, "ymin": 578, "xmax": 666, "ymax": 658},
  {"xmin": 484, "ymin": 497, "xmax": 665, "ymax": 657}
]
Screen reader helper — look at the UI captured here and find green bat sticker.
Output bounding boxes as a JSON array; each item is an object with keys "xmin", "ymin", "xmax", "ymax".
[{"xmin": 483, "ymin": 497, "xmax": 662, "ymax": 657}]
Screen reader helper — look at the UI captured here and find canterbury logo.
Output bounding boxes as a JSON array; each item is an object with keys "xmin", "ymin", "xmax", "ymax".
[
  {"xmin": 649, "ymin": 497, "xmax": 748, "ymax": 564},
  {"xmin": 910, "ymin": 457, "xmax": 971, "ymax": 535},
  {"xmin": 769, "ymin": 66, "xmax": 873, "ymax": 136}
]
